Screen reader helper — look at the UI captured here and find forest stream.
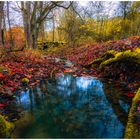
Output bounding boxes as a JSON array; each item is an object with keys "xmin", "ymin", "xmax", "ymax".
[
  {"xmin": 1, "ymin": 1, "xmax": 140, "ymax": 138},
  {"xmin": 3, "ymin": 73, "xmax": 131, "ymax": 138}
]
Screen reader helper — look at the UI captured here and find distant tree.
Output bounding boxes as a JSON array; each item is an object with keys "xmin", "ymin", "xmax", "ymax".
[
  {"xmin": 118, "ymin": 2, "xmax": 131, "ymax": 20},
  {"xmin": 0, "ymin": 2, "xmax": 4, "ymax": 45},
  {"xmin": 58, "ymin": 2, "xmax": 86, "ymax": 46},
  {"xmin": 7, "ymin": 1, "xmax": 14, "ymax": 49},
  {"xmin": 129, "ymin": 1, "xmax": 140, "ymax": 36}
]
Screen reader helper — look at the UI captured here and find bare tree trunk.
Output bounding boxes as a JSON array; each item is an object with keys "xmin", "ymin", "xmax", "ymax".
[
  {"xmin": 21, "ymin": 1, "xmax": 31, "ymax": 48},
  {"xmin": 52, "ymin": 11, "xmax": 55, "ymax": 42},
  {"xmin": 31, "ymin": 11, "xmax": 38, "ymax": 49},
  {"xmin": 7, "ymin": 1, "xmax": 14, "ymax": 49},
  {"xmin": 31, "ymin": 28, "xmax": 38, "ymax": 49},
  {"xmin": 0, "ymin": 2, "xmax": 4, "ymax": 46},
  {"xmin": 39, "ymin": 2, "xmax": 45, "ymax": 42},
  {"xmin": 21, "ymin": 1, "xmax": 38, "ymax": 49},
  {"xmin": 26, "ymin": 2, "xmax": 32, "ymax": 48},
  {"xmin": 41, "ymin": 22, "xmax": 45, "ymax": 42},
  {"xmin": 3, "ymin": 9, "xmax": 7, "ymax": 44}
]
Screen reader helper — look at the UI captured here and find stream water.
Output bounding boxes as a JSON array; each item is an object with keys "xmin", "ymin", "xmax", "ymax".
[{"xmin": 10, "ymin": 73, "xmax": 130, "ymax": 138}]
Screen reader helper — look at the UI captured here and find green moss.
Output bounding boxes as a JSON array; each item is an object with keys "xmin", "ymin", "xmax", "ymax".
[
  {"xmin": 89, "ymin": 57, "xmax": 105, "ymax": 66},
  {"xmin": 124, "ymin": 88, "xmax": 140, "ymax": 138},
  {"xmin": 103, "ymin": 50, "xmax": 117, "ymax": 56},
  {"xmin": 99, "ymin": 49, "xmax": 140, "ymax": 69},
  {"xmin": 87, "ymin": 50, "xmax": 117, "ymax": 67},
  {"xmin": 21, "ymin": 78, "xmax": 29, "ymax": 84},
  {"xmin": 0, "ymin": 115, "xmax": 14, "ymax": 138}
]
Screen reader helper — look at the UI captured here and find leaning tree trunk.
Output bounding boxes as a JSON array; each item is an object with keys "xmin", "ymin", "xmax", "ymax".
[{"xmin": 0, "ymin": 2, "xmax": 4, "ymax": 46}]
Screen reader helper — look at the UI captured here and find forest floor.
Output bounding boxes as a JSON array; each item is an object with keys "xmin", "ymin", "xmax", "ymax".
[
  {"xmin": 0, "ymin": 35, "xmax": 140, "ymax": 138},
  {"xmin": 0, "ymin": 36, "xmax": 139, "ymax": 99}
]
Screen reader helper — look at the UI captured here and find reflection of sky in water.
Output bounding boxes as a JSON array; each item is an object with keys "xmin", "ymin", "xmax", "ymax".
[
  {"xmin": 16, "ymin": 74, "xmax": 129, "ymax": 138},
  {"xmin": 17, "ymin": 90, "xmax": 31, "ymax": 109},
  {"xmin": 17, "ymin": 87, "xmax": 45, "ymax": 111}
]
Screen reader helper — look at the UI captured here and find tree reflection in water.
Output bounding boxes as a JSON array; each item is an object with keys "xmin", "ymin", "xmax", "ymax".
[{"xmin": 15, "ymin": 74, "xmax": 131, "ymax": 138}]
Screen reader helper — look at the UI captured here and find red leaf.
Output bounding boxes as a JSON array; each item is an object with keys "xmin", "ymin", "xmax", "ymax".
[
  {"xmin": 63, "ymin": 69, "xmax": 74, "ymax": 73},
  {"xmin": 10, "ymin": 87, "xmax": 15, "ymax": 92},
  {"xmin": 137, "ymin": 100, "xmax": 140, "ymax": 104},
  {"xmin": 0, "ymin": 103, "xmax": 6, "ymax": 107},
  {"xmin": 0, "ymin": 73, "xmax": 5, "ymax": 79},
  {"xmin": 126, "ymin": 92, "xmax": 135, "ymax": 97},
  {"xmin": 137, "ymin": 106, "xmax": 140, "ymax": 111}
]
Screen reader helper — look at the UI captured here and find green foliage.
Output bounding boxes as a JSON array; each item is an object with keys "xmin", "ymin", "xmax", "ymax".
[
  {"xmin": 58, "ymin": 8, "xmax": 85, "ymax": 46},
  {"xmin": 56, "ymin": 1, "xmax": 140, "ymax": 44},
  {"xmin": 0, "ymin": 115, "xmax": 14, "ymax": 138}
]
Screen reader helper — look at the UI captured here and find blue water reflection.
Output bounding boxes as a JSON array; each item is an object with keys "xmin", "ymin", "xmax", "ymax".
[{"xmin": 15, "ymin": 74, "xmax": 129, "ymax": 138}]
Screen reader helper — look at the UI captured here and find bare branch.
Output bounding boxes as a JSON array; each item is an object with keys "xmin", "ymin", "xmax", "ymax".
[
  {"xmin": 71, "ymin": 3, "xmax": 84, "ymax": 22},
  {"xmin": 52, "ymin": 1, "xmax": 73, "ymax": 9}
]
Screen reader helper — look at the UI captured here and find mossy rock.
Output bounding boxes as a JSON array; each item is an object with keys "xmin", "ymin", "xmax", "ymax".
[
  {"xmin": 20, "ymin": 78, "xmax": 29, "ymax": 84},
  {"xmin": 125, "ymin": 88, "xmax": 140, "ymax": 138},
  {"xmin": 99, "ymin": 49, "xmax": 140, "ymax": 70},
  {"xmin": 0, "ymin": 115, "xmax": 14, "ymax": 138},
  {"xmin": 37, "ymin": 40, "xmax": 66, "ymax": 50},
  {"xmin": 86, "ymin": 50, "xmax": 117, "ymax": 68},
  {"xmin": 87, "ymin": 48, "xmax": 140, "ymax": 70}
]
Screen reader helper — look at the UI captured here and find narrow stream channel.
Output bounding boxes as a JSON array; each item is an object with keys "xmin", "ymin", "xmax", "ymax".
[{"xmin": 10, "ymin": 73, "xmax": 130, "ymax": 138}]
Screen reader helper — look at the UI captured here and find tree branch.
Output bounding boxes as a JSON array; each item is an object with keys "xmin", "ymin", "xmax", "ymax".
[
  {"xmin": 71, "ymin": 4, "xmax": 84, "ymax": 22},
  {"xmin": 36, "ymin": 2, "xmax": 56, "ymax": 24},
  {"xmin": 51, "ymin": 1, "xmax": 73, "ymax": 9}
]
